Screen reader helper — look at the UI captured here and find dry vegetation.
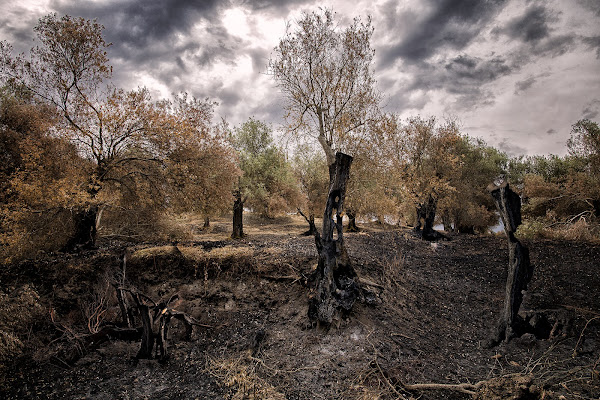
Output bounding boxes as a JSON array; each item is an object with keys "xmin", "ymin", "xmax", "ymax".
[{"xmin": 1, "ymin": 213, "xmax": 598, "ymax": 399}]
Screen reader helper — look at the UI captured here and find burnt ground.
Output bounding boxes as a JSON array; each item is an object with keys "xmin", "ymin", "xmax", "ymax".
[{"xmin": 0, "ymin": 215, "xmax": 599, "ymax": 399}]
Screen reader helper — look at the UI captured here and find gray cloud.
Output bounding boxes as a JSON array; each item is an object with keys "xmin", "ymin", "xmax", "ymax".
[
  {"xmin": 546, "ymin": 128, "xmax": 556, "ymax": 135},
  {"xmin": 514, "ymin": 76, "xmax": 536, "ymax": 94},
  {"xmin": 582, "ymin": 99, "xmax": 600, "ymax": 120},
  {"xmin": 577, "ymin": 0, "xmax": 600, "ymax": 16},
  {"xmin": 582, "ymin": 36, "xmax": 600, "ymax": 58},
  {"xmin": 493, "ymin": 5, "xmax": 556, "ymax": 43},
  {"xmin": 497, "ymin": 138, "xmax": 527, "ymax": 156},
  {"xmin": 378, "ymin": 0, "xmax": 508, "ymax": 67},
  {"xmin": 52, "ymin": 0, "xmax": 221, "ymax": 49}
]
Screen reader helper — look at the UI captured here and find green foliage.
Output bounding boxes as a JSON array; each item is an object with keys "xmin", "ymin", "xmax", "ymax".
[
  {"xmin": 293, "ymin": 144, "xmax": 329, "ymax": 218},
  {"xmin": 233, "ymin": 118, "xmax": 301, "ymax": 218}
]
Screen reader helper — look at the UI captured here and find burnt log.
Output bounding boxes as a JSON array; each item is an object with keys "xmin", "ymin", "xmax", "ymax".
[
  {"xmin": 488, "ymin": 181, "xmax": 534, "ymax": 346},
  {"xmin": 308, "ymin": 152, "xmax": 361, "ymax": 326}
]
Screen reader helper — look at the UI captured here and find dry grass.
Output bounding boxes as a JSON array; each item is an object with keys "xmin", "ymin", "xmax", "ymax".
[{"xmin": 205, "ymin": 353, "xmax": 286, "ymax": 400}]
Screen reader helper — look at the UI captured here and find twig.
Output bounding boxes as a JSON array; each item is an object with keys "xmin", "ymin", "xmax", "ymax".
[{"xmin": 573, "ymin": 316, "xmax": 600, "ymax": 357}]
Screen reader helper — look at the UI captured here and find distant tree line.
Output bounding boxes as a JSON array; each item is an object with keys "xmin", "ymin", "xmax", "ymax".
[{"xmin": 1, "ymin": 12, "xmax": 599, "ymax": 263}]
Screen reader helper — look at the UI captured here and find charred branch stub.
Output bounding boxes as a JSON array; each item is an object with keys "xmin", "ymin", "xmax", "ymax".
[
  {"xmin": 488, "ymin": 181, "xmax": 535, "ymax": 346},
  {"xmin": 308, "ymin": 152, "xmax": 362, "ymax": 326}
]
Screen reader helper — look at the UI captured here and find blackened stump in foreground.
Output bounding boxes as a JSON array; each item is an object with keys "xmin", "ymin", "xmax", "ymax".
[
  {"xmin": 488, "ymin": 181, "xmax": 534, "ymax": 346},
  {"xmin": 308, "ymin": 152, "xmax": 360, "ymax": 326}
]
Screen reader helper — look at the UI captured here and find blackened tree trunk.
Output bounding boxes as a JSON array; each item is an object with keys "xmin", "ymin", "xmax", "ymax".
[
  {"xmin": 297, "ymin": 208, "xmax": 317, "ymax": 236},
  {"xmin": 488, "ymin": 181, "xmax": 534, "ymax": 346},
  {"xmin": 346, "ymin": 211, "xmax": 359, "ymax": 232},
  {"xmin": 231, "ymin": 189, "xmax": 244, "ymax": 239},
  {"xmin": 308, "ymin": 152, "xmax": 360, "ymax": 326},
  {"xmin": 63, "ymin": 205, "xmax": 98, "ymax": 251},
  {"xmin": 415, "ymin": 194, "xmax": 445, "ymax": 241},
  {"xmin": 203, "ymin": 216, "xmax": 210, "ymax": 228}
]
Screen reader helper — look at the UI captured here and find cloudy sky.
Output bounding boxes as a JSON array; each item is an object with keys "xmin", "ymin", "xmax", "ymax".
[{"xmin": 2, "ymin": 0, "xmax": 599, "ymax": 156}]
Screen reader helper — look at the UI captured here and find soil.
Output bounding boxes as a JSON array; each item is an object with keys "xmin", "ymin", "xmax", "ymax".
[{"xmin": 1, "ymin": 215, "xmax": 599, "ymax": 399}]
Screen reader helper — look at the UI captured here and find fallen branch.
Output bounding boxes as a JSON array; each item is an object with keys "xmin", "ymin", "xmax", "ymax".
[{"xmin": 402, "ymin": 381, "xmax": 484, "ymax": 396}]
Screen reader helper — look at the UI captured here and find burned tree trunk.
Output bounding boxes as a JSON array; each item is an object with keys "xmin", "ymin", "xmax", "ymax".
[
  {"xmin": 119, "ymin": 290, "xmax": 199, "ymax": 361},
  {"xmin": 231, "ymin": 188, "xmax": 244, "ymax": 239},
  {"xmin": 63, "ymin": 205, "xmax": 98, "ymax": 251},
  {"xmin": 297, "ymin": 208, "xmax": 317, "ymax": 236},
  {"xmin": 203, "ymin": 216, "xmax": 210, "ymax": 228},
  {"xmin": 308, "ymin": 152, "xmax": 360, "ymax": 326},
  {"xmin": 488, "ymin": 181, "xmax": 534, "ymax": 346},
  {"xmin": 346, "ymin": 211, "xmax": 360, "ymax": 232},
  {"xmin": 415, "ymin": 195, "xmax": 446, "ymax": 241}
]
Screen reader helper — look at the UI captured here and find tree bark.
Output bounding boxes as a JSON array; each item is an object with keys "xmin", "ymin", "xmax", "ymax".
[
  {"xmin": 488, "ymin": 181, "xmax": 534, "ymax": 346},
  {"xmin": 308, "ymin": 152, "xmax": 360, "ymax": 326},
  {"xmin": 231, "ymin": 188, "xmax": 244, "ymax": 239}
]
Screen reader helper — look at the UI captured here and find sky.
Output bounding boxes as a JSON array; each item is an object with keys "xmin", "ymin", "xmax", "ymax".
[{"xmin": 1, "ymin": 0, "xmax": 599, "ymax": 156}]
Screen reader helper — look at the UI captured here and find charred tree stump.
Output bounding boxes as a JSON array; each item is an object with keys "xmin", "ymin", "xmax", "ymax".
[
  {"xmin": 203, "ymin": 216, "xmax": 210, "ymax": 228},
  {"xmin": 308, "ymin": 152, "xmax": 360, "ymax": 326},
  {"xmin": 119, "ymin": 290, "xmax": 200, "ymax": 361},
  {"xmin": 488, "ymin": 181, "xmax": 534, "ymax": 346},
  {"xmin": 231, "ymin": 188, "xmax": 244, "ymax": 239}
]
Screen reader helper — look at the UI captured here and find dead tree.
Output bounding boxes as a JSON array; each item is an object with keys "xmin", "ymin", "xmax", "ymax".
[
  {"xmin": 488, "ymin": 181, "xmax": 534, "ymax": 345},
  {"xmin": 308, "ymin": 152, "xmax": 361, "ymax": 326},
  {"xmin": 297, "ymin": 208, "xmax": 317, "ymax": 236},
  {"xmin": 118, "ymin": 289, "xmax": 199, "ymax": 361}
]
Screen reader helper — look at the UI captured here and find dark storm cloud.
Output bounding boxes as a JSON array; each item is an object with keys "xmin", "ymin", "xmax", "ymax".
[
  {"xmin": 493, "ymin": 5, "xmax": 556, "ymax": 43},
  {"xmin": 378, "ymin": 0, "xmax": 508, "ymax": 67},
  {"xmin": 402, "ymin": 54, "xmax": 512, "ymax": 111},
  {"xmin": 52, "ymin": 0, "xmax": 221, "ymax": 50}
]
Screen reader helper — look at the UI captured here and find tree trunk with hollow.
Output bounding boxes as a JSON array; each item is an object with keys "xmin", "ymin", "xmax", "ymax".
[
  {"xmin": 308, "ymin": 152, "xmax": 360, "ymax": 326},
  {"xmin": 231, "ymin": 189, "xmax": 244, "ymax": 239},
  {"xmin": 488, "ymin": 181, "xmax": 534, "ymax": 346}
]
